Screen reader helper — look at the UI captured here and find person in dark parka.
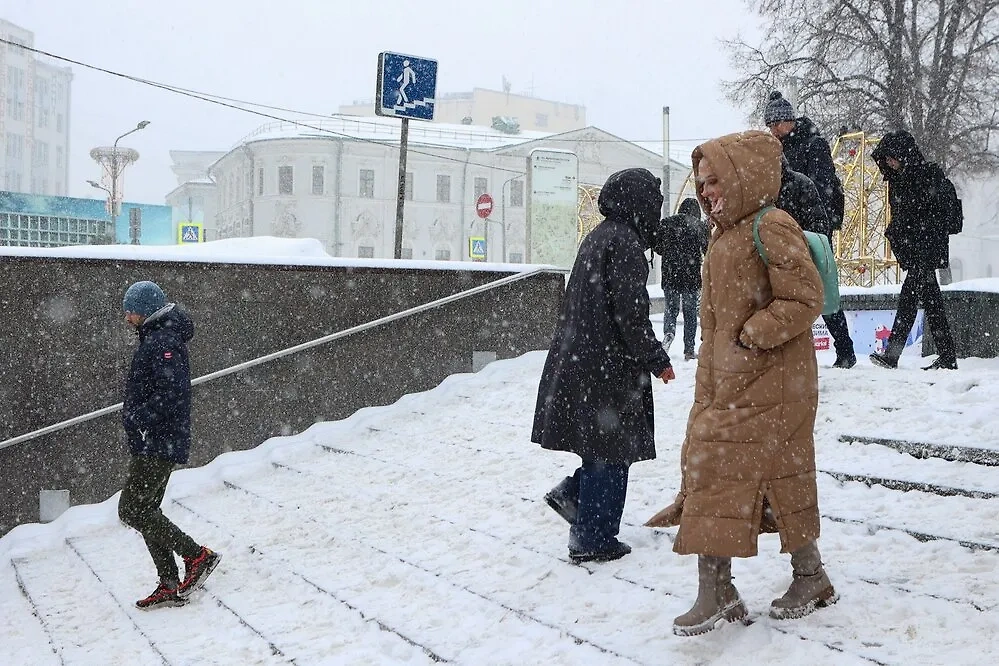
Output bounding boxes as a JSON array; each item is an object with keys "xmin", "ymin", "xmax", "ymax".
[
  {"xmin": 777, "ymin": 155, "xmax": 831, "ymax": 237},
  {"xmin": 652, "ymin": 197, "xmax": 709, "ymax": 361},
  {"xmin": 767, "ymin": 92, "xmax": 856, "ymax": 368},
  {"xmin": 870, "ymin": 130, "xmax": 959, "ymax": 370},
  {"xmin": 118, "ymin": 281, "xmax": 220, "ymax": 610},
  {"xmin": 532, "ymin": 168, "xmax": 675, "ymax": 563}
]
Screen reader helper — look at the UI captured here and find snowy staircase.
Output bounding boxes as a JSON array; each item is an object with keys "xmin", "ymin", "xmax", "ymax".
[{"xmin": 3, "ymin": 353, "xmax": 999, "ymax": 665}]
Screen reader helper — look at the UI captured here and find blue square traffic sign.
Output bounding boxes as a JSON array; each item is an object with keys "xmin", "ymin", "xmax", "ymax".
[{"xmin": 376, "ymin": 52, "xmax": 438, "ymax": 121}]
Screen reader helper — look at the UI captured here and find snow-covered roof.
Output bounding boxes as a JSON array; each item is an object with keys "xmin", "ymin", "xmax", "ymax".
[{"xmin": 234, "ymin": 115, "xmax": 551, "ymax": 152}]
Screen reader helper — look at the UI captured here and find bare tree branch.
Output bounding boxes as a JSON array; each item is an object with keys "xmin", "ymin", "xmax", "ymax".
[{"xmin": 724, "ymin": 0, "xmax": 999, "ymax": 175}]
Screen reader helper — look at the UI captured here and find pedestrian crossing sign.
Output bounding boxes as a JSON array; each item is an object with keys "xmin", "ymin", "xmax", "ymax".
[
  {"xmin": 178, "ymin": 222, "xmax": 203, "ymax": 244},
  {"xmin": 469, "ymin": 237, "xmax": 487, "ymax": 260}
]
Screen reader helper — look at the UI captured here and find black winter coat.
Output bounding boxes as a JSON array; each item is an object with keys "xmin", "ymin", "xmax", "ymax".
[
  {"xmin": 777, "ymin": 163, "xmax": 831, "ymax": 237},
  {"xmin": 780, "ymin": 117, "xmax": 845, "ymax": 229},
  {"xmin": 653, "ymin": 213, "xmax": 709, "ymax": 292},
  {"xmin": 123, "ymin": 304, "xmax": 195, "ymax": 464},
  {"xmin": 532, "ymin": 209, "xmax": 672, "ymax": 465},
  {"xmin": 872, "ymin": 131, "xmax": 954, "ymax": 271}
]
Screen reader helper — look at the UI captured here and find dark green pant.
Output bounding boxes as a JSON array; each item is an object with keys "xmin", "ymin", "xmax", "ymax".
[{"xmin": 118, "ymin": 455, "xmax": 200, "ymax": 584}]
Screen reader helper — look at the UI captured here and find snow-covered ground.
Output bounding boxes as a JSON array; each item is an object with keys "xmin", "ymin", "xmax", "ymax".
[{"xmin": 2, "ymin": 317, "xmax": 998, "ymax": 665}]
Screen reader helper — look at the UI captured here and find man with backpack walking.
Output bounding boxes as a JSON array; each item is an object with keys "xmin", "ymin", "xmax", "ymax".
[
  {"xmin": 653, "ymin": 197, "xmax": 709, "ymax": 361},
  {"xmin": 766, "ymin": 91, "xmax": 857, "ymax": 368},
  {"xmin": 869, "ymin": 131, "xmax": 961, "ymax": 370},
  {"xmin": 118, "ymin": 280, "xmax": 221, "ymax": 609}
]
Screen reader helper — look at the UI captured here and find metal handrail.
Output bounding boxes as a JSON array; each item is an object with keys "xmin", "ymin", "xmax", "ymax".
[{"xmin": 0, "ymin": 266, "xmax": 565, "ymax": 452}]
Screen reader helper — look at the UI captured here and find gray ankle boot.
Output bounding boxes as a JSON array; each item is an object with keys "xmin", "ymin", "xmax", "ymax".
[
  {"xmin": 770, "ymin": 541, "xmax": 839, "ymax": 619},
  {"xmin": 673, "ymin": 556, "xmax": 748, "ymax": 636}
]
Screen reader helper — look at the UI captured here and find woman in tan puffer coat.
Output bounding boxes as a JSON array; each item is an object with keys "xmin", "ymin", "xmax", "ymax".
[{"xmin": 645, "ymin": 130, "xmax": 838, "ymax": 636}]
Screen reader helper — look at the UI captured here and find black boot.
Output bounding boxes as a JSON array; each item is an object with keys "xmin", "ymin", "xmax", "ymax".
[
  {"xmin": 544, "ymin": 475, "xmax": 579, "ymax": 524},
  {"xmin": 870, "ymin": 336, "xmax": 905, "ymax": 369},
  {"xmin": 832, "ymin": 352, "xmax": 856, "ymax": 369},
  {"xmin": 922, "ymin": 356, "xmax": 958, "ymax": 370}
]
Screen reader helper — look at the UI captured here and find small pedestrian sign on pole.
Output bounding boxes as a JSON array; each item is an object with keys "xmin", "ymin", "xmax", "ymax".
[
  {"xmin": 376, "ymin": 52, "xmax": 438, "ymax": 121},
  {"xmin": 178, "ymin": 222, "xmax": 204, "ymax": 244},
  {"xmin": 376, "ymin": 51, "xmax": 438, "ymax": 260},
  {"xmin": 469, "ymin": 237, "xmax": 487, "ymax": 260}
]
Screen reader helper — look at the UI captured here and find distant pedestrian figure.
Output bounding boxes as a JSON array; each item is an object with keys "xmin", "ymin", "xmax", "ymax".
[
  {"xmin": 533, "ymin": 168, "xmax": 675, "ymax": 564},
  {"xmin": 766, "ymin": 91, "xmax": 856, "ymax": 368},
  {"xmin": 118, "ymin": 280, "xmax": 221, "ymax": 610},
  {"xmin": 653, "ymin": 197, "xmax": 709, "ymax": 361},
  {"xmin": 870, "ymin": 130, "xmax": 961, "ymax": 370}
]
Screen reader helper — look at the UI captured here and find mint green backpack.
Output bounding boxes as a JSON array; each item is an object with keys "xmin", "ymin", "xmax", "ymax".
[{"xmin": 752, "ymin": 206, "xmax": 841, "ymax": 316}]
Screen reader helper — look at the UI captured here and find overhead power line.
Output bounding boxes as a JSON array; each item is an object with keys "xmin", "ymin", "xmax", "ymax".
[{"xmin": 0, "ymin": 37, "xmax": 702, "ymax": 175}]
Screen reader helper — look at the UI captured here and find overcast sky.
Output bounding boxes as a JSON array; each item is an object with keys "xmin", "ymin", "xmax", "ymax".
[{"xmin": 4, "ymin": 0, "xmax": 761, "ymax": 203}]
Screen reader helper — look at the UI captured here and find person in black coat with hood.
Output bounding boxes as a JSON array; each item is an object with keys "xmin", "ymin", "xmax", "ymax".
[
  {"xmin": 532, "ymin": 168, "xmax": 674, "ymax": 564},
  {"xmin": 652, "ymin": 197, "xmax": 709, "ymax": 361},
  {"xmin": 118, "ymin": 281, "xmax": 221, "ymax": 610},
  {"xmin": 766, "ymin": 92, "xmax": 856, "ymax": 368},
  {"xmin": 777, "ymin": 155, "xmax": 831, "ymax": 237},
  {"xmin": 869, "ymin": 130, "xmax": 959, "ymax": 370}
]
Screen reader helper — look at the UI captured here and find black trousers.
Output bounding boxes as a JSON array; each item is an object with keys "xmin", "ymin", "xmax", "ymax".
[
  {"xmin": 888, "ymin": 266, "xmax": 956, "ymax": 359},
  {"xmin": 118, "ymin": 454, "xmax": 200, "ymax": 584},
  {"xmin": 823, "ymin": 231, "xmax": 854, "ymax": 357}
]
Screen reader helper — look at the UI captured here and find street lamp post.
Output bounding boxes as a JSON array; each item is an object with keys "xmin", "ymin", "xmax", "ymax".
[
  {"xmin": 488, "ymin": 172, "xmax": 524, "ymax": 262},
  {"xmin": 89, "ymin": 121, "xmax": 150, "ymax": 244}
]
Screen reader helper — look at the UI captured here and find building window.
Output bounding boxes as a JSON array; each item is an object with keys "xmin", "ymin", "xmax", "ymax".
[
  {"xmin": 474, "ymin": 177, "xmax": 488, "ymax": 199},
  {"xmin": 257, "ymin": 167, "xmax": 264, "ymax": 195},
  {"xmin": 535, "ymin": 113, "xmax": 549, "ymax": 128},
  {"xmin": 358, "ymin": 245, "xmax": 375, "ymax": 258},
  {"xmin": 436, "ymin": 175, "xmax": 451, "ymax": 203},
  {"xmin": 6, "ymin": 133, "xmax": 24, "ymax": 160},
  {"xmin": 56, "ymin": 146, "xmax": 64, "ymax": 169},
  {"xmin": 435, "ymin": 248, "xmax": 451, "ymax": 260},
  {"xmin": 510, "ymin": 180, "xmax": 524, "ymax": 207},
  {"xmin": 312, "ymin": 165, "xmax": 325, "ymax": 195},
  {"xmin": 405, "ymin": 171, "xmax": 414, "ymax": 200},
  {"xmin": 56, "ymin": 114, "xmax": 64, "ymax": 133},
  {"xmin": 32, "ymin": 141, "xmax": 49, "ymax": 167},
  {"xmin": 278, "ymin": 166, "xmax": 294, "ymax": 195},
  {"xmin": 401, "ymin": 247, "xmax": 413, "ymax": 259},
  {"xmin": 359, "ymin": 169, "xmax": 375, "ymax": 198},
  {"xmin": 509, "ymin": 252, "xmax": 524, "ymax": 263}
]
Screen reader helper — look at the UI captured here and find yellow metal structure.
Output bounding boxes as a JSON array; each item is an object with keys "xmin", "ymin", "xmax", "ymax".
[
  {"xmin": 831, "ymin": 132, "xmax": 899, "ymax": 286},
  {"xmin": 577, "ymin": 184, "xmax": 603, "ymax": 244},
  {"xmin": 666, "ymin": 133, "xmax": 900, "ymax": 287}
]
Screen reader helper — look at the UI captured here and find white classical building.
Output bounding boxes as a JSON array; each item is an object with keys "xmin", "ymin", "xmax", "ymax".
[
  {"xmin": 192, "ymin": 115, "xmax": 690, "ymax": 263},
  {"xmin": 165, "ymin": 150, "xmax": 225, "ymax": 241}
]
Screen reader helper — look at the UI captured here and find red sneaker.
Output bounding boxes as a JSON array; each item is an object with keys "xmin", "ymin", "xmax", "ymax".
[
  {"xmin": 136, "ymin": 582, "xmax": 186, "ymax": 610},
  {"xmin": 178, "ymin": 547, "xmax": 221, "ymax": 598}
]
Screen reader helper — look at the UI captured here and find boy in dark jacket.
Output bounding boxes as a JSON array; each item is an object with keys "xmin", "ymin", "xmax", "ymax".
[
  {"xmin": 118, "ymin": 281, "xmax": 220, "ymax": 609},
  {"xmin": 533, "ymin": 168, "xmax": 674, "ymax": 564},
  {"xmin": 869, "ymin": 131, "xmax": 959, "ymax": 370},
  {"xmin": 652, "ymin": 198, "xmax": 709, "ymax": 361}
]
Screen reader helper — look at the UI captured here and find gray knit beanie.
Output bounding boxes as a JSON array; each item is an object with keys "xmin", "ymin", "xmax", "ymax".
[
  {"xmin": 123, "ymin": 281, "xmax": 166, "ymax": 317},
  {"xmin": 763, "ymin": 91, "xmax": 796, "ymax": 126}
]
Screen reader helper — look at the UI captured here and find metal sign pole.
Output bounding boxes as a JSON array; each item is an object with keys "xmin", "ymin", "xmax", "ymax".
[
  {"xmin": 394, "ymin": 118, "xmax": 409, "ymax": 259},
  {"xmin": 662, "ymin": 105, "xmax": 671, "ymax": 216}
]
